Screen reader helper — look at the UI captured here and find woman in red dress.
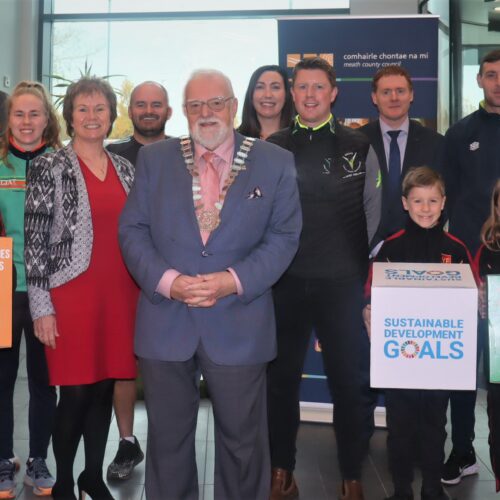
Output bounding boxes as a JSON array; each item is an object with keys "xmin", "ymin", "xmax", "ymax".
[{"xmin": 24, "ymin": 78, "xmax": 137, "ymax": 500}]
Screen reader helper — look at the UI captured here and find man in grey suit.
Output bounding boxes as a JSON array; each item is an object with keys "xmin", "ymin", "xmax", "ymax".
[{"xmin": 119, "ymin": 69, "xmax": 302, "ymax": 500}]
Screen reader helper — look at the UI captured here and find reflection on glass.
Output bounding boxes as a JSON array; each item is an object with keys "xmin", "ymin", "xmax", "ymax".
[
  {"xmin": 51, "ymin": 19, "xmax": 278, "ymax": 137},
  {"xmin": 462, "ymin": 65, "xmax": 484, "ymax": 119}
]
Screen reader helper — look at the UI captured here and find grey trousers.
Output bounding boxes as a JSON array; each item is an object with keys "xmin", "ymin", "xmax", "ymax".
[{"xmin": 139, "ymin": 344, "xmax": 270, "ymax": 500}]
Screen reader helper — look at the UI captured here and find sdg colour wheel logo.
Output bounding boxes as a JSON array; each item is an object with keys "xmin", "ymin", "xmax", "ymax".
[{"xmin": 400, "ymin": 340, "xmax": 420, "ymax": 359}]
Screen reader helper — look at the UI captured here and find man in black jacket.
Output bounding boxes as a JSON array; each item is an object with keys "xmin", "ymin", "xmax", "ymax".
[
  {"xmin": 106, "ymin": 80, "xmax": 172, "ymax": 482},
  {"xmin": 360, "ymin": 65, "xmax": 443, "ymax": 249},
  {"xmin": 107, "ymin": 80, "xmax": 172, "ymax": 165},
  {"xmin": 267, "ymin": 56, "xmax": 381, "ymax": 500}
]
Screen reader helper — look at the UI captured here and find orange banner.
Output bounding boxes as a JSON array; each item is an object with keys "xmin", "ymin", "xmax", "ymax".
[{"xmin": 0, "ymin": 237, "xmax": 13, "ymax": 348}]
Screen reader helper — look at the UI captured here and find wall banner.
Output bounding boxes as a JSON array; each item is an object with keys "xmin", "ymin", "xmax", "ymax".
[{"xmin": 278, "ymin": 16, "xmax": 439, "ymax": 128}]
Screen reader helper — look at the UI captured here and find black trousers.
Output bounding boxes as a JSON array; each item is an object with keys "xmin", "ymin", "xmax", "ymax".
[
  {"xmin": 449, "ymin": 390, "xmax": 476, "ymax": 454},
  {"xmin": 385, "ymin": 388, "xmax": 449, "ymax": 497},
  {"xmin": 0, "ymin": 292, "xmax": 57, "ymax": 459},
  {"xmin": 487, "ymin": 382, "xmax": 500, "ymax": 487},
  {"xmin": 268, "ymin": 274, "xmax": 367, "ymax": 479},
  {"xmin": 448, "ymin": 317, "xmax": 486, "ymax": 456}
]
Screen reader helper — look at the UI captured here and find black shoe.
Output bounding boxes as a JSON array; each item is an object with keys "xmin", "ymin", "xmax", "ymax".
[
  {"xmin": 77, "ymin": 471, "xmax": 113, "ymax": 500},
  {"xmin": 441, "ymin": 448, "xmax": 479, "ymax": 485},
  {"xmin": 51, "ymin": 481, "xmax": 77, "ymax": 500},
  {"xmin": 384, "ymin": 494, "xmax": 414, "ymax": 500},
  {"xmin": 106, "ymin": 436, "xmax": 144, "ymax": 481},
  {"xmin": 422, "ymin": 486, "xmax": 450, "ymax": 500}
]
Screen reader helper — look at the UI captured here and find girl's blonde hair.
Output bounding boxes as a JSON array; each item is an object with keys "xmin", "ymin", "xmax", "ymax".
[
  {"xmin": 481, "ymin": 180, "xmax": 500, "ymax": 252},
  {"xmin": 0, "ymin": 81, "xmax": 61, "ymax": 162}
]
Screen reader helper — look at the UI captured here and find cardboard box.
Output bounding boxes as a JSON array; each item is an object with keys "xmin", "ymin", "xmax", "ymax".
[
  {"xmin": 370, "ymin": 262, "xmax": 477, "ymax": 390},
  {"xmin": 0, "ymin": 237, "xmax": 13, "ymax": 348},
  {"xmin": 488, "ymin": 275, "xmax": 500, "ymax": 383}
]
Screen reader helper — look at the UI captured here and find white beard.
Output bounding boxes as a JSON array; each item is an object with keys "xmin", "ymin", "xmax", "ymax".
[{"xmin": 190, "ymin": 117, "xmax": 231, "ymax": 150}]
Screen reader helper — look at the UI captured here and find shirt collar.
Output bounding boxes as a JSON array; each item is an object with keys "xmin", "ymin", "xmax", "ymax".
[
  {"xmin": 194, "ymin": 132, "xmax": 235, "ymax": 166},
  {"xmin": 294, "ymin": 114, "xmax": 335, "ymax": 133},
  {"xmin": 479, "ymin": 100, "xmax": 500, "ymax": 118},
  {"xmin": 9, "ymin": 136, "xmax": 47, "ymax": 153},
  {"xmin": 379, "ymin": 116, "xmax": 410, "ymax": 137},
  {"xmin": 9, "ymin": 137, "xmax": 48, "ymax": 160}
]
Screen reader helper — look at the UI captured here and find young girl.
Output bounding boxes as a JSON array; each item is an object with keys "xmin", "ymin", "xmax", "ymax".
[
  {"xmin": 0, "ymin": 81, "xmax": 60, "ymax": 499},
  {"xmin": 475, "ymin": 179, "xmax": 500, "ymax": 492}
]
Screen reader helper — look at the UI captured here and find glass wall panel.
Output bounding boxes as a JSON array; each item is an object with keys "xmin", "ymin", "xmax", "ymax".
[
  {"xmin": 52, "ymin": 0, "xmax": 349, "ymax": 14},
  {"xmin": 461, "ymin": 47, "xmax": 484, "ymax": 118},
  {"xmin": 51, "ymin": 18, "xmax": 278, "ymax": 137}
]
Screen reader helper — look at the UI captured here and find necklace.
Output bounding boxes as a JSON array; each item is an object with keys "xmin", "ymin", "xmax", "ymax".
[
  {"xmin": 180, "ymin": 135, "xmax": 255, "ymax": 232},
  {"xmin": 76, "ymin": 151, "xmax": 108, "ymax": 178}
]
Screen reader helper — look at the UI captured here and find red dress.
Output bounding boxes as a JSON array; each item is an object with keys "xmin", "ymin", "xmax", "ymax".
[{"xmin": 46, "ymin": 158, "xmax": 138, "ymax": 386}]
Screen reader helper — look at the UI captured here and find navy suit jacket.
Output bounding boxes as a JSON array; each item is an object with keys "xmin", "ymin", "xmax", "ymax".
[
  {"xmin": 360, "ymin": 119, "xmax": 444, "ymax": 245},
  {"xmin": 119, "ymin": 133, "xmax": 302, "ymax": 365}
]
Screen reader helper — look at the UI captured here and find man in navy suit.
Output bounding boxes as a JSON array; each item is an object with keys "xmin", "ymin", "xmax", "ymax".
[
  {"xmin": 360, "ymin": 65, "xmax": 443, "ymax": 249},
  {"xmin": 119, "ymin": 69, "xmax": 301, "ymax": 500}
]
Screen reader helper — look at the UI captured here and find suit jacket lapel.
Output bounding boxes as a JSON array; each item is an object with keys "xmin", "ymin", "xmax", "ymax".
[{"xmin": 372, "ymin": 121, "xmax": 388, "ymax": 173}]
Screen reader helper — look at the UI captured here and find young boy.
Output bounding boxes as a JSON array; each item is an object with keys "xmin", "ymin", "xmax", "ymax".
[{"xmin": 364, "ymin": 166, "xmax": 474, "ymax": 500}]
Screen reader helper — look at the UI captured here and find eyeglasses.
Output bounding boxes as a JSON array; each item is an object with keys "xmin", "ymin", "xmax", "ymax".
[{"xmin": 184, "ymin": 96, "xmax": 233, "ymax": 115}]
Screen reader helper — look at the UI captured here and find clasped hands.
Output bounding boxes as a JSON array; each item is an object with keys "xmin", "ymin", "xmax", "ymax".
[{"xmin": 171, "ymin": 271, "xmax": 237, "ymax": 307}]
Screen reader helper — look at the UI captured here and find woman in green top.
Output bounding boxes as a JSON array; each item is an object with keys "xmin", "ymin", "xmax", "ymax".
[{"xmin": 0, "ymin": 81, "xmax": 60, "ymax": 499}]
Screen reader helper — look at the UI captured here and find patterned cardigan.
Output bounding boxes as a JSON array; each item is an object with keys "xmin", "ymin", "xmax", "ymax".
[{"xmin": 24, "ymin": 143, "xmax": 135, "ymax": 320}]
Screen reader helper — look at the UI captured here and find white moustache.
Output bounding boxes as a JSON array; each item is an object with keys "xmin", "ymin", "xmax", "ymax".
[{"xmin": 196, "ymin": 117, "xmax": 223, "ymax": 126}]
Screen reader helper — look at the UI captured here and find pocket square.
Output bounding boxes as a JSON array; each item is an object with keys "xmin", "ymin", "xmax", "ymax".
[{"xmin": 247, "ymin": 187, "xmax": 263, "ymax": 199}]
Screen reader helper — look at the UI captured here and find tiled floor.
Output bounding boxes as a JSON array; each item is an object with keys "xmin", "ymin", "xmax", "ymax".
[{"xmin": 10, "ymin": 341, "xmax": 499, "ymax": 499}]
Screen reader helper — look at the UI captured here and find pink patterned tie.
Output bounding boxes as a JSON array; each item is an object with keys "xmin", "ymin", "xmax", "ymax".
[{"xmin": 199, "ymin": 152, "xmax": 220, "ymax": 244}]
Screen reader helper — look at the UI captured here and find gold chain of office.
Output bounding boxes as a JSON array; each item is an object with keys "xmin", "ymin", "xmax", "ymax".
[{"xmin": 180, "ymin": 135, "xmax": 256, "ymax": 232}]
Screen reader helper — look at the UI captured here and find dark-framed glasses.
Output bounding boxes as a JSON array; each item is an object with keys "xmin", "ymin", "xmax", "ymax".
[{"xmin": 184, "ymin": 96, "xmax": 233, "ymax": 115}]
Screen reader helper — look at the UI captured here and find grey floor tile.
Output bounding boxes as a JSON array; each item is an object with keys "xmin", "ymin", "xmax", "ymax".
[
  {"xmin": 196, "ymin": 439, "xmax": 207, "ymax": 486},
  {"xmin": 12, "ymin": 335, "xmax": 500, "ymax": 499},
  {"xmin": 195, "ymin": 402, "xmax": 210, "ymax": 442},
  {"xmin": 202, "ymin": 483, "xmax": 214, "ymax": 500},
  {"xmin": 206, "ymin": 405, "xmax": 214, "ymax": 443},
  {"xmin": 474, "ymin": 437, "xmax": 495, "ymax": 477},
  {"xmin": 108, "ymin": 480, "xmax": 145, "ymax": 500},
  {"xmin": 446, "ymin": 476, "xmax": 499, "ymax": 500},
  {"xmin": 204, "ymin": 441, "xmax": 215, "ymax": 486}
]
